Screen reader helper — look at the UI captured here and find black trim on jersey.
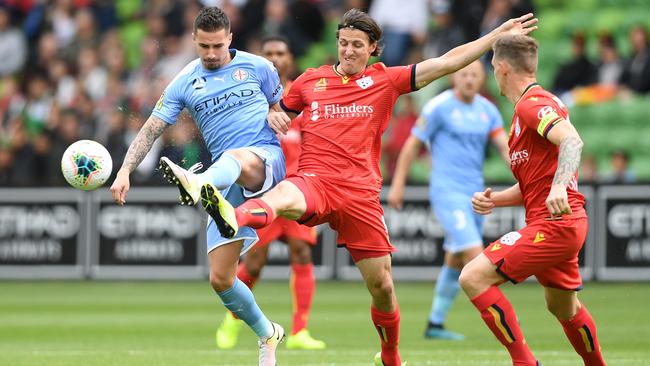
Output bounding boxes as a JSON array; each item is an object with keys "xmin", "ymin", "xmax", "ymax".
[
  {"xmin": 495, "ymin": 259, "xmax": 518, "ymax": 284},
  {"xmin": 520, "ymin": 82, "xmax": 539, "ymax": 99},
  {"xmin": 279, "ymin": 100, "xmax": 301, "ymax": 115},
  {"xmin": 410, "ymin": 64, "xmax": 417, "ymax": 91},
  {"xmin": 542, "ymin": 117, "xmax": 563, "ymax": 139}
]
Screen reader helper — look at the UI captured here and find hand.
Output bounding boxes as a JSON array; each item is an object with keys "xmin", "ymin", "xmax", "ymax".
[
  {"xmin": 472, "ymin": 188, "xmax": 495, "ymax": 215},
  {"xmin": 387, "ymin": 185, "xmax": 404, "ymax": 210},
  {"xmin": 545, "ymin": 184, "xmax": 572, "ymax": 218},
  {"xmin": 496, "ymin": 13, "xmax": 538, "ymax": 37},
  {"xmin": 267, "ymin": 111, "xmax": 291, "ymax": 135},
  {"xmin": 110, "ymin": 168, "xmax": 131, "ymax": 205}
]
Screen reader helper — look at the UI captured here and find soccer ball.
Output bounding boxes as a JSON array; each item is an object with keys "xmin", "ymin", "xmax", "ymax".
[{"xmin": 61, "ymin": 140, "xmax": 113, "ymax": 191}]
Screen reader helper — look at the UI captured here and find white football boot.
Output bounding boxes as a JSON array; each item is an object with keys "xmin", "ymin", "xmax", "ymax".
[
  {"xmin": 258, "ymin": 322, "xmax": 285, "ymax": 366},
  {"xmin": 159, "ymin": 157, "xmax": 203, "ymax": 205}
]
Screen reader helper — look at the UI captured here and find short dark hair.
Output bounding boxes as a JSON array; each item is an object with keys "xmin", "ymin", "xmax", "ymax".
[
  {"xmin": 261, "ymin": 35, "xmax": 291, "ymax": 50},
  {"xmin": 194, "ymin": 7, "xmax": 230, "ymax": 33},
  {"xmin": 493, "ymin": 34, "xmax": 538, "ymax": 74},
  {"xmin": 336, "ymin": 8, "xmax": 383, "ymax": 57}
]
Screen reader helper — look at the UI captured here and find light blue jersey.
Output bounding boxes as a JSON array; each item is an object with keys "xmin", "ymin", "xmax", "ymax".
[
  {"xmin": 152, "ymin": 49, "xmax": 283, "ymax": 161},
  {"xmin": 412, "ymin": 89, "xmax": 503, "ymax": 252},
  {"xmin": 412, "ymin": 89, "xmax": 503, "ymax": 197},
  {"xmin": 152, "ymin": 50, "xmax": 286, "ymax": 254}
]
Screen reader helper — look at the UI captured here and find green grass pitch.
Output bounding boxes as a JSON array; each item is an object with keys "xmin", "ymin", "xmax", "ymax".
[{"xmin": 0, "ymin": 281, "xmax": 648, "ymax": 365}]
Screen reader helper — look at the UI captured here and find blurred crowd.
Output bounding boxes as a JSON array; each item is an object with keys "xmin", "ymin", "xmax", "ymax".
[
  {"xmin": 0, "ymin": 0, "xmax": 643, "ymax": 187},
  {"xmin": 552, "ymin": 25, "xmax": 650, "ymax": 102}
]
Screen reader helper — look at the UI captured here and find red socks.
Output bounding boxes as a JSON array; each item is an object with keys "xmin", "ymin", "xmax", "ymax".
[
  {"xmin": 560, "ymin": 305, "xmax": 606, "ymax": 366},
  {"xmin": 235, "ymin": 199, "xmax": 275, "ymax": 229},
  {"xmin": 237, "ymin": 262, "xmax": 259, "ymax": 289},
  {"xmin": 471, "ymin": 286, "xmax": 537, "ymax": 366},
  {"xmin": 290, "ymin": 263, "xmax": 315, "ymax": 335},
  {"xmin": 371, "ymin": 306, "xmax": 401, "ymax": 366}
]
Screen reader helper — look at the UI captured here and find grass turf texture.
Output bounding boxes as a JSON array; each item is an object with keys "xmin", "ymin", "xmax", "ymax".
[{"xmin": 0, "ymin": 281, "xmax": 648, "ymax": 365}]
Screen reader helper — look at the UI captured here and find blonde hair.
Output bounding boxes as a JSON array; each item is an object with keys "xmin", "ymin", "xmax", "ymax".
[{"xmin": 493, "ymin": 34, "xmax": 538, "ymax": 74}]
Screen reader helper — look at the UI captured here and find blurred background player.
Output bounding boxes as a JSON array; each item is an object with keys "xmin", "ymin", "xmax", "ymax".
[
  {"xmin": 215, "ymin": 35, "xmax": 326, "ymax": 351},
  {"xmin": 461, "ymin": 34, "xmax": 606, "ymax": 366},
  {"xmin": 387, "ymin": 60, "xmax": 509, "ymax": 340},
  {"xmin": 201, "ymin": 8, "xmax": 537, "ymax": 366},
  {"xmin": 109, "ymin": 7, "xmax": 288, "ymax": 366}
]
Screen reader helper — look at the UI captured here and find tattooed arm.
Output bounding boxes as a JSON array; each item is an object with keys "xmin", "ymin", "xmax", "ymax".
[
  {"xmin": 110, "ymin": 115, "xmax": 169, "ymax": 205},
  {"xmin": 544, "ymin": 119, "xmax": 584, "ymax": 216}
]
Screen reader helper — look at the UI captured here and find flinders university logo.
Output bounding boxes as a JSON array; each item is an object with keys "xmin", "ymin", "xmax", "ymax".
[{"xmin": 356, "ymin": 76, "xmax": 373, "ymax": 89}]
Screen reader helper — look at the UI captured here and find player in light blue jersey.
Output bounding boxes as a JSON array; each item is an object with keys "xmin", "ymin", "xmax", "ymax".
[
  {"xmin": 109, "ymin": 7, "xmax": 289, "ymax": 366},
  {"xmin": 388, "ymin": 60, "xmax": 510, "ymax": 340}
]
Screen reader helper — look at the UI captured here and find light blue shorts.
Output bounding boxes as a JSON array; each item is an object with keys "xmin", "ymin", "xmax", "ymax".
[
  {"xmin": 206, "ymin": 144, "xmax": 286, "ymax": 254},
  {"xmin": 431, "ymin": 193, "xmax": 484, "ymax": 254}
]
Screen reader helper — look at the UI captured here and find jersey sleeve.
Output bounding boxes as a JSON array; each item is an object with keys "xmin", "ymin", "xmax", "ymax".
[
  {"xmin": 385, "ymin": 63, "xmax": 417, "ymax": 94},
  {"xmin": 411, "ymin": 99, "xmax": 440, "ymax": 144},
  {"xmin": 151, "ymin": 77, "xmax": 185, "ymax": 125},
  {"xmin": 516, "ymin": 96, "xmax": 564, "ymax": 139},
  {"xmin": 280, "ymin": 72, "xmax": 308, "ymax": 114},
  {"xmin": 257, "ymin": 58, "xmax": 284, "ymax": 105}
]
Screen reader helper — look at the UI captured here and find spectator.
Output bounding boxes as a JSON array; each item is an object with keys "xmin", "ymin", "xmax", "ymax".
[
  {"xmin": 0, "ymin": 5, "xmax": 27, "ymax": 76},
  {"xmin": 552, "ymin": 32, "xmax": 596, "ymax": 94},
  {"xmin": 579, "ymin": 153, "xmax": 599, "ymax": 184},
  {"xmin": 369, "ymin": 0, "xmax": 429, "ymax": 66},
  {"xmin": 602, "ymin": 149, "xmax": 636, "ymax": 184},
  {"xmin": 596, "ymin": 32, "xmax": 623, "ymax": 86},
  {"xmin": 619, "ymin": 25, "xmax": 650, "ymax": 93},
  {"xmin": 423, "ymin": 0, "xmax": 467, "ymax": 59}
]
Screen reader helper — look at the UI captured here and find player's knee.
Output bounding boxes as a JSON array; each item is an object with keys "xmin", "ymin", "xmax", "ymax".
[
  {"xmin": 367, "ymin": 276, "xmax": 394, "ymax": 300},
  {"xmin": 458, "ymin": 267, "xmax": 480, "ymax": 293},
  {"xmin": 210, "ymin": 270, "xmax": 236, "ymax": 292},
  {"xmin": 289, "ymin": 243, "xmax": 312, "ymax": 264},
  {"xmin": 545, "ymin": 298, "xmax": 579, "ymax": 320}
]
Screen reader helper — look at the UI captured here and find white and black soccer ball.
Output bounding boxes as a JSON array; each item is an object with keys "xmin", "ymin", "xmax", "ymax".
[{"xmin": 61, "ymin": 140, "xmax": 113, "ymax": 191}]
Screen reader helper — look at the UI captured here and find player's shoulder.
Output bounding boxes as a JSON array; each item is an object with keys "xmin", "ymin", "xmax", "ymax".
[
  {"xmin": 294, "ymin": 65, "xmax": 332, "ymax": 83},
  {"xmin": 422, "ymin": 89, "xmax": 454, "ymax": 115},
  {"xmin": 234, "ymin": 49, "xmax": 274, "ymax": 68},
  {"xmin": 168, "ymin": 58, "xmax": 202, "ymax": 86}
]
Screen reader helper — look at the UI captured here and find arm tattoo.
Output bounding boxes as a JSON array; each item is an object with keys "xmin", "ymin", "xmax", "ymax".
[
  {"xmin": 552, "ymin": 136, "xmax": 583, "ymax": 186},
  {"xmin": 121, "ymin": 116, "xmax": 168, "ymax": 173}
]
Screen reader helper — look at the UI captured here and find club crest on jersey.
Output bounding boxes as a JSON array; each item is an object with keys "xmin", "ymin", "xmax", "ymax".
[
  {"xmin": 314, "ymin": 78, "xmax": 327, "ymax": 92},
  {"xmin": 192, "ymin": 76, "xmax": 207, "ymax": 92},
  {"xmin": 356, "ymin": 76, "xmax": 374, "ymax": 89},
  {"xmin": 231, "ymin": 69, "xmax": 249, "ymax": 82}
]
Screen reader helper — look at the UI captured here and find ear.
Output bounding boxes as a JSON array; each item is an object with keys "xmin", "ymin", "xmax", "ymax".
[{"xmin": 369, "ymin": 41, "xmax": 377, "ymax": 55}]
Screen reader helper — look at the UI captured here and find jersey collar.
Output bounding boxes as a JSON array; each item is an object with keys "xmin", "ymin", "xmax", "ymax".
[{"xmin": 515, "ymin": 82, "xmax": 540, "ymax": 107}]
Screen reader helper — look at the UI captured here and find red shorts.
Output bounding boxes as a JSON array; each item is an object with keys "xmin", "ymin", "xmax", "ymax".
[
  {"xmin": 255, "ymin": 216, "xmax": 317, "ymax": 247},
  {"xmin": 286, "ymin": 174, "xmax": 395, "ymax": 254},
  {"xmin": 484, "ymin": 217, "xmax": 588, "ymax": 291}
]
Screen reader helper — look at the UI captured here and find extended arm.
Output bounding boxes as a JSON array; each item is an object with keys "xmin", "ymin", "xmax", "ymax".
[
  {"xmin": 414, "ymin": 14, "xmax": 537, "ymax": 89},
  {"xmin": 491, "ymin": 130, "xmax": 511, "ymax": 165},
  {"xmin": 110, "ymin": 115, "xmax": 169, "ymax": 205},
  {"xmin": 387, "ymin": 136, "xmax": 423, "ymax": 209},
  {"xmin": 472, "ymin": 184, "xmax": 523, "ymax": 215}
]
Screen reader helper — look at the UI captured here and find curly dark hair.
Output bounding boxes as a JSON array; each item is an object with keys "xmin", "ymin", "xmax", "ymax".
[{"xmin": 193, "ymin": 7, "xmax": 230, "ymax": 33}]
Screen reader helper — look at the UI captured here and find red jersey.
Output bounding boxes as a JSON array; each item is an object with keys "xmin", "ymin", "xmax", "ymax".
[
  {"xmin": 281, "ymin": 114, "xmax": 303, "ymax": 175},
  {"xmin": 509, "ymin": 85, "xmax": 586, "ymax": 223},
  {"xmin": 281, "ymin": 63, "xmax": 415, "ymax": 192}
]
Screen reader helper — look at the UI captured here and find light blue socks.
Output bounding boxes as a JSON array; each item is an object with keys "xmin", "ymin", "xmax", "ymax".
[
  {"xmin": 429, "ymin": 265, "xmax": 461, "ymax": 325},
  {"xmin": 199, "ymin": 153, "xmax": 241, "ymax": 189},
  {"xmin": 217, "ymin": 279, "xmax": 273, "ymax": 338}
]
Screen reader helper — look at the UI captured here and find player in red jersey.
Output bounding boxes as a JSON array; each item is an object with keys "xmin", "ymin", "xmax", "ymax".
[
  {"xmin": 459, "ymin": 34, "xmax": 606, "ymax": 366},
  {"xmin": 215, "ymin": 35, "xmax": 326, "ymax": 351},
  {"xmin": 200, "ymin": 9, "xmax": 537, "ymax": 366}
]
